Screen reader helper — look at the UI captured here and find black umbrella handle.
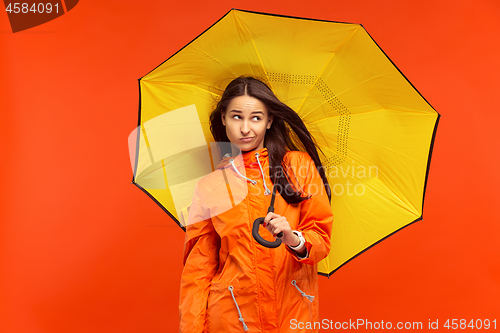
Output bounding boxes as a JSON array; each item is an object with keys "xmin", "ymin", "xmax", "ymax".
[{"xmin": 252, "ymin": 185, "xmax": 283, "ymax": 248}]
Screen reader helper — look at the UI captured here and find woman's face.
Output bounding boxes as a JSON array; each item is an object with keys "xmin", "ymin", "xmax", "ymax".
[{"xmin": 221, "ymin": 95, "xmax": 273, "ymax": 152}]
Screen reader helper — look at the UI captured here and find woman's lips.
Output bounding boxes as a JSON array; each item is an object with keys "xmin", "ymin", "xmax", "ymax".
[{"xmin": 240, "ymin": 137, "xmax": 254, "ymax": 142}]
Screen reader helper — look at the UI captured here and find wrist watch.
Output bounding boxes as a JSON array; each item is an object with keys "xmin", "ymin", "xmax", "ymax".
[{"xmin": 288, "ymin": 230, "xmax": 305, "ymax": 251}]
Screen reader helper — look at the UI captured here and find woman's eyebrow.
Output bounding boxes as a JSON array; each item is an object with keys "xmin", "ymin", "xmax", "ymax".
[{"xmin": 229, "ymin": 110, "xmax": 264, "ymax": 114}]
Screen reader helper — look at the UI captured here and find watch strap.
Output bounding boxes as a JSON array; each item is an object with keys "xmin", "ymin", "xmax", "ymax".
[{"xmin": 289, "ymin": 230, "xmax": 305, "ymax": 251}]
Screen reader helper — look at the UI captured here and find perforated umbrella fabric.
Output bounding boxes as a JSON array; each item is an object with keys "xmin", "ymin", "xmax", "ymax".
[{"xmin": 132, "ymin": 9, "xmax": 440, "ymax": 276}]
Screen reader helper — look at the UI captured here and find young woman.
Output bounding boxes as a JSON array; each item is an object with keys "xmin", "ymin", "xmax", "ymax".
[{"xmin": 179, "ymin": 77, "xmax": 333, "ymax": 332}]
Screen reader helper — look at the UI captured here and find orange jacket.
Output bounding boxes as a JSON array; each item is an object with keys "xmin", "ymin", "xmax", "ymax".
[{"xmin": 179, "ymin": 147, "xmax": 333, "ymax": 332}]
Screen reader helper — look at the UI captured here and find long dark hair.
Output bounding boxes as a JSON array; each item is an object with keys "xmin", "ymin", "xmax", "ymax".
[{"xmin": 210, "ymin": 76, "xmax": 331, "ymax": 204}]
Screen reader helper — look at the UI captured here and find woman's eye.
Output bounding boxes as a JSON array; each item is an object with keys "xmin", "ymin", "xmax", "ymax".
[
  {"xmin": 252, "ymin": 116, "xmax": 261, "ymax": 121},
  {"xmin": 232, "ymin": 115, "xmax": 241, "ymax": 119}
]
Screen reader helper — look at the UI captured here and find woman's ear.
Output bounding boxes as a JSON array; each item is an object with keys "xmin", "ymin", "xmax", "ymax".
[
  {"xmin": 267, "ymin": 116, "xmax": 273, "ymax": 129},
  {"xmin": 221, "ymin": 112, "xmax": 226, "ymax": 126}
]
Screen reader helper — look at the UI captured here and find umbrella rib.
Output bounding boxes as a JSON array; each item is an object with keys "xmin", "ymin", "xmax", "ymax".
[
  {"xmin": 158, "ymin": 82, "xmax": 223, "ymax": 99},
  {"xmin": 330, "ymin": 162, "xmax": 420, "ymax": 217},
  {"xmin": 304, "ymin": 107, "xmax": 434, "ymax": 126},
  {"xmin": 342, "ymin": 107, "xmax": 435, "ymax": 115},
  {"xmin": 195, "ymin": 45, "xmax": 240, "ymax": 79},
  {"xmin": 351, "ymin": 136, "xmax": 418, "ymax": 161},
  {"xmin": 335, "ymin": 73, "xmax": 392, "ymax": 98},
  {"xmin": 341, "ymin": 147, "xmax": 420, "ymax": 216},
  {"xmin": 298, "ymin": 26, "xmax": 361, "ymax": 119},
  {"xmin": 361, "ymin": 174, "xmax": 420, "ymax": 217},
  {"xmin": 192, "ymin": 83, "xmax": 223, "ymax": 99},
  {"xmin": 233, "ymin": 12, "xmax": 270, "ymax": 90},
  {"xmin": 298, "ymin": 99, "xmax": 335, "ymax": 120}
]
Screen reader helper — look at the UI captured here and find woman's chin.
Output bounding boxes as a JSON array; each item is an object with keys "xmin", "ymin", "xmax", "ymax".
[{"xmin": 236, "ymin": 143, "xmax": 257, "ymax": 152}]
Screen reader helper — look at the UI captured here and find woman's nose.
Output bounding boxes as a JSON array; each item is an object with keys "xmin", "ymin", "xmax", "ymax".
[{"xmin": 241, "ymin": 121, "xmax": 250, "ymax": 134}]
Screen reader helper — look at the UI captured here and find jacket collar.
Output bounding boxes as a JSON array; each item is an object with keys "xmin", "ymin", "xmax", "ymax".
[{"xmin": 241, "ymin": 147, "xmax": 268, "ymax": 165}]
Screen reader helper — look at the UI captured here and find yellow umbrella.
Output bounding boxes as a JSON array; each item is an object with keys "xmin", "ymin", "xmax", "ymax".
[{"xmin": 130, "ymin": 9, "xmax": 440, "ymax": 276}]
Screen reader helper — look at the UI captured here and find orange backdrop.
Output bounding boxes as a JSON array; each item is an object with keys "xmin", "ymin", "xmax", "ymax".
[{"xmin": 1, "ymin": 0, "xmax": 499, "ymax": 332}]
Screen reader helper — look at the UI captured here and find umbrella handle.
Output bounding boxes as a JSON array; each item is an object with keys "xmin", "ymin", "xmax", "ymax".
[{"xmin": 252, "ymin": 217, "xmax": 283, "ymax": 248}]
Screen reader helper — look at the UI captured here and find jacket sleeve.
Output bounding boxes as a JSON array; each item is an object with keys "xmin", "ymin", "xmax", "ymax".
[
  {"xmin": 179, "ymin": 187, "xmax": 221, "ymax": 332},
  {"xmin": 285, "ymin": 152, "xmax": 333, "ymax": 265}
]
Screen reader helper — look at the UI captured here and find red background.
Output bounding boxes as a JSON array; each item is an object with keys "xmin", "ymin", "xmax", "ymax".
[{"xmin": 1, "ymin": 0, "xmax": 499, "ymax": 332}]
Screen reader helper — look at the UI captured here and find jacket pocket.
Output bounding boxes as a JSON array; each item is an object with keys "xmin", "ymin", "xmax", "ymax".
[
  {"xmin": 207, "ymin": 282, "xmax": 250, "ymax": 332},
  {"xmin": 290, "ymin": 279, "xmax": 318, "ymax": 329}
]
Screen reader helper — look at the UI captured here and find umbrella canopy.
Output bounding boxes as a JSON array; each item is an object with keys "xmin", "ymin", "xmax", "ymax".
[{"xmin": 130, "ymin": 8, "xmax": 440, "ymax": 276}]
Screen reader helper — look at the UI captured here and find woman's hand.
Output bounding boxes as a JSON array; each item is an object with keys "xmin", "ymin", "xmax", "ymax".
[{"xmin": 263, "ymin": 212, "xmax": 300, "ymax": 247}]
